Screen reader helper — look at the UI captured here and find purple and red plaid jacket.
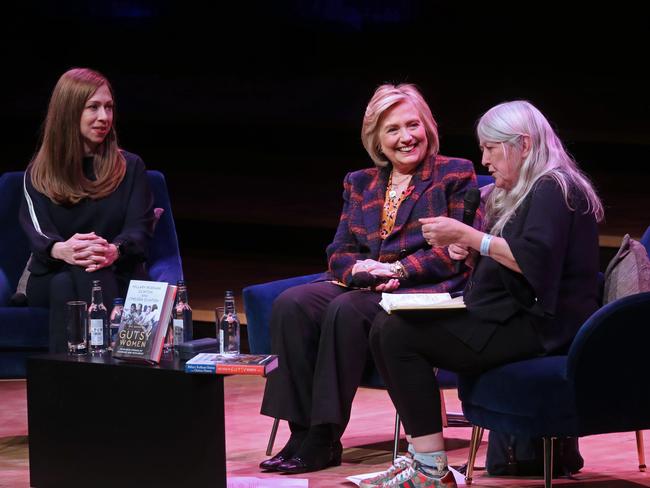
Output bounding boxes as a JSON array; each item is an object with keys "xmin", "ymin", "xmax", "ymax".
[{"xmin": 325, "ymin": 155, "xmax": 481, "ymax": 294}]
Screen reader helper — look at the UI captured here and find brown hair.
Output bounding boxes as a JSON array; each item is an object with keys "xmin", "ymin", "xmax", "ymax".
[{"xmin": 29, "ymin": 68, "xmax": 126, "ymax": 204}]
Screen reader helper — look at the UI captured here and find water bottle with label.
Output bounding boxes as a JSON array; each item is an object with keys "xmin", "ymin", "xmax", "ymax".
[
  {"xmin": 218, "ymin": 290, "xmax": 240, "ymax": 355},
  {"xmin": 172, "ymin": 280, "xmax": 193, "ymax": 351},
  {"xmin": 88, "ymin": 280, "xmax": 109, "ymax": 353},
  {"xmin": 109, "ymin": 297, "xmax": 124, "ymax": 351}
]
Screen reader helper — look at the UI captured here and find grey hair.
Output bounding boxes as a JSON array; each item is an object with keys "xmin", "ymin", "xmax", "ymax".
[
  {"xmin": 361, "ymin": 83, "xmax": 439, "ymax": 167},
  {"xmin": 477, "ymin": 100, "xmax": 604, "ymax": 235}
]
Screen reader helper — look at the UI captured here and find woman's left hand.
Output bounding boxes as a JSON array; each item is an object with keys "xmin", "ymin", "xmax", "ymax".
[
  {"xmin": 84, "ymin": 242, "xmax": 120, "ymax": 272},
  {"xmin": 353, "ymin": 259, "xmax": 393, "ymax": 278},
  {"xmin": 353, "ymin": 259, "xmax": 401, "ymax": 292},
  {"xmin": 419, "ymin": 216, "xmax": 469, "ymax": 247}
]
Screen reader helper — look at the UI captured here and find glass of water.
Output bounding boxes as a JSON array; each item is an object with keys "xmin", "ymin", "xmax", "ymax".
[{"xmin": 66, "ymin": 301, "xmax": 88, "ymax": 355}]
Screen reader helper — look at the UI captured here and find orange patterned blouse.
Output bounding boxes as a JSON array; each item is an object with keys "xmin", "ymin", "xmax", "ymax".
[{"xmin": 380, "ymin": 173, "xmax": 414, "ymax": 239}]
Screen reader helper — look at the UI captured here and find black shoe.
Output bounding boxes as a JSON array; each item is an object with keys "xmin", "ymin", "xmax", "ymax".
[
  {"xmin": 259, "ymin": 423, "xmax": 308, "ymax": 471},
  {"xmin": 260, "ymin": 452, "xmax": 293, "ymax": 471},
  {"xmin": 276, "ymin": 440, "xmax": 343, "ymax": 474}
]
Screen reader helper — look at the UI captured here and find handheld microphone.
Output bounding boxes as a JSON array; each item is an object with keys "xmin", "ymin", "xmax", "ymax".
[
  {"xmin": 454, "ymin": 188, "xmax": 481, "ymax": 274},
  {"xmin": 350, "ymin": 271, "xmax": 378, "ymax": 288}
]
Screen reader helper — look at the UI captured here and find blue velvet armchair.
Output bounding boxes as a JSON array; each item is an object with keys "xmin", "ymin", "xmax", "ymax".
[
  {"xmin": 0, "ymin": 170, "xmax": 184, "ymax": 378},
  {"xmin": 459, "ymin": 226, "xmax": 650, "ymax": 487}
]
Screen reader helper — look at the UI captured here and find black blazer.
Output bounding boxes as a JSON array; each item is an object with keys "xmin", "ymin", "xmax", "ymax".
[{"xmin": 452, "ymin": 177, "xmax": 600, "ymax": 353}]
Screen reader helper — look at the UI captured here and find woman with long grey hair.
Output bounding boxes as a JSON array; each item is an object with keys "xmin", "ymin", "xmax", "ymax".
[{"xmin": 364, "ymin": 100, "xmax": 603, "ymax": 488}]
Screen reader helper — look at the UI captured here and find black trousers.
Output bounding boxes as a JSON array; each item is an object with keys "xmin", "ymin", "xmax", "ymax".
[
  {"xmin": 369, "ymin": 309, "xmax": 545, "ymax": 438},
  {"xmin": 27, "ymin": 266, "xmax": 122, "ymax": 353},
  {"xmin": 260, "ymin": 281, "xmax": 383, "ymax": 433}
]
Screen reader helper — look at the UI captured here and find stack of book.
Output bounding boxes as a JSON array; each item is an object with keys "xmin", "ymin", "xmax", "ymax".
[{"xmin": 185, "ymin": 353, "xmax": 278, "ymax": 376}]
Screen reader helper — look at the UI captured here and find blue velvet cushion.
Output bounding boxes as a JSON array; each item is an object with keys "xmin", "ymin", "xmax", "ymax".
[
  {"xmin": 0, "ymin": 307, "xmax": 49, "ymax": 348},
  {"xmin": 459, "ymin": 356, "xmax": 578, "ymax": 437},
  {"xmin": 0, "ymin": 172, "xmax": 32, "ymax": 303},
  {"xmin": 460, "ymin": 289, "xmax": 650, "ymax": 439},
  {"xmin": 243, "ymin": 273, "xmax": 325, "ymax": 354},
  {"xmin": 0, "ymin": 269, "xmax": 12, "ymax": 307}
]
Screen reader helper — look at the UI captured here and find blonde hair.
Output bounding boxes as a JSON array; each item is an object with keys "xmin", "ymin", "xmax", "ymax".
[
  {"xmin": 361, "ymin": 83, "xmax": 439, "ymax": 167},
  {"xmin": 29, "ymin": 68, "xmax": 126, "ymax": 205},
  {"xmin": 478, "ymin": 100, "xmax": 604, "ymax": 235}
]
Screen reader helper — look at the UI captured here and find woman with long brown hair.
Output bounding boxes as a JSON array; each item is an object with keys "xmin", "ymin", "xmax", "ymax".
[{"xmin": 20, "ymin": 67, "xmax": 155, "ymax": 353}]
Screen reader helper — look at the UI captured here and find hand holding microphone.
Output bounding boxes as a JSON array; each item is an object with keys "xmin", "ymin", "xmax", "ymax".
[
  {"xmin": 351, "ymin": 260, "xmax": 401, "ymax": 291},
  {"xmin": 349, "ymin": 270, "xmax": 379, "ymax": 288}
]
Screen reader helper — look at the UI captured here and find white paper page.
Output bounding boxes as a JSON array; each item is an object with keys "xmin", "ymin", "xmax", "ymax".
[
  {"xmin": 228, "ymin": 477, "xmax": 308, "ymax": 487},
  {"xmin": 379, "ymin": 292, "xmax": 464, "ymax": 313}
]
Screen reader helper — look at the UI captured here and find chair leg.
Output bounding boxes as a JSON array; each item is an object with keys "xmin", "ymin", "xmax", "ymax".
[
  {"xmin": 465, "ymin": 425, "xmax": 484, "ymax": 485},
  {"xmin": 636, "ymin": 430, "xmax": 647, "ymax": 472},
  {"xmin": 393, "ymin": 412, "xmax": 401, "ymax": 461},
  {"xmin": 440, "ymin": 389, "xmax": 449, "ymax": 428},
  {"xmin": 543, "ymin": 436, "xmax": 554, "ymax": 488},
  {"xmin": 266, "ymin": 418, "xmax": 280, "ymax": 456}
]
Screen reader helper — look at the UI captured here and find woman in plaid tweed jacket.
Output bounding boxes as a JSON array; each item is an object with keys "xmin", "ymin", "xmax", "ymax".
[{"xmin": 259, "ymin": 84, "xmax": 480, "ymax": 474}]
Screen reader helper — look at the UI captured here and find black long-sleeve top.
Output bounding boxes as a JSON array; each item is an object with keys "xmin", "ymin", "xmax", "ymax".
[
  {"xmin": 458, "ymin": 176, "xmax": 600, "ymax": 353},
  {"xmin": 20, "ymin": 150, "xmax": 155, "ymax": 278}
]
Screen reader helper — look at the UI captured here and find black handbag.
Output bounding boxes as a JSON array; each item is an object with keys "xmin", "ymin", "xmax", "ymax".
[{"xmin": 486, "ymin": 431, "xmax": 584, "ymax": 477}]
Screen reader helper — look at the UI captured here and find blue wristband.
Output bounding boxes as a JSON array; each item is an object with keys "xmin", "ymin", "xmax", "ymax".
[{"xmin": 480, "ymin": 233, "xmax": 493, "ymax": 256}]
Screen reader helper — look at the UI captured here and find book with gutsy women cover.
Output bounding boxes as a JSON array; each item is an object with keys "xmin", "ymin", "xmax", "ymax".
[
  {"xmin": 112, "ymin": 280, "xmax": 177, "ymax": 364},
  {"xmin": 185, "ymin": 353, "xmax": 279, "ymax": 376}
]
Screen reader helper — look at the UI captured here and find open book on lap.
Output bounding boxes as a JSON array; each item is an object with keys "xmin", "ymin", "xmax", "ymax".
[{"xmin": 379, "ymin": 292, "xmax": 465, "ymax": 314}]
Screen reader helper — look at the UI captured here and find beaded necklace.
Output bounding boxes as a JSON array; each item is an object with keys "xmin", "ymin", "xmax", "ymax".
[{"xmin": 380, "ymin": 171, "xmax": 414, "ymax": 239}]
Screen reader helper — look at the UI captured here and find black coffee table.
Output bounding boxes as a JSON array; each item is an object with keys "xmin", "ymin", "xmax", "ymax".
[{"xmin": 26, "ymin": 353, "xmax": 226, "ymax": 487}]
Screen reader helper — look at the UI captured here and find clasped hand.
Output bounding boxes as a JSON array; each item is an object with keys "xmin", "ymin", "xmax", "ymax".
[
  {"xmin": 51, "ymin": 232, "xmax": 118, "ymax": 272},
  {"xmin": 351, "ymin": 259, "xmax": 400, "ymax": 292}
]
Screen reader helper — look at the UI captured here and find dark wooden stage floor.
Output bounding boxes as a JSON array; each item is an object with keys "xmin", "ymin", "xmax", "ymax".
[{"xmin": 1, "ymin": 378, "xmax": 649, "ymax": 487}]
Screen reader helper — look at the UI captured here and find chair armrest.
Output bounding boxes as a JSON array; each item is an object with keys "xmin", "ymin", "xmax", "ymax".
[
  {"xmin": 0, "ymin": 270, "xmax": 11, "ymax": 306},
  {"xmin": 243, "ymin": 273, "xmax": 325, "ymax": 354}
]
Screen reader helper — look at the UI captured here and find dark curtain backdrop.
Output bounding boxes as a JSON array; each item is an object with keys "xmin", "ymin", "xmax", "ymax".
[{"xmin": 4, "ymin": 1, "xmax": 649, "ymax": 257}]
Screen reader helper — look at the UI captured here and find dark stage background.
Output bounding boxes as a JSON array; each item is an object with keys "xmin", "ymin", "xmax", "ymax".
[{"xmin": 4, "ymin": 1, "xmax": 649, "ymax": 276}]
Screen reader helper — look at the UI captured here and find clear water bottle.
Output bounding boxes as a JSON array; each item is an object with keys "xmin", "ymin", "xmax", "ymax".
[
  {"xmin": 173, "ymin": 280, "xmax": 193, "ymax": 350},
  {"xmin": 163, "ymin": 302, "xmax": 175, "ymax": 354},
  {"xmin": 218, "ymin": 290, "xmax": 240, "ymax": 355},
  {"xmin": 109, "ymin": 298, "xmax": 124, "ymax": 351},
  {"xmin": 88, "ymin": 280, "xmax": 109, "ymax": 353}
]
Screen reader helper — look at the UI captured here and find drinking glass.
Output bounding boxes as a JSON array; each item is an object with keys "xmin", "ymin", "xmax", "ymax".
[{"xmin": 66, "ymin": 300, "xmax": 88, "ymax": 354}]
